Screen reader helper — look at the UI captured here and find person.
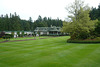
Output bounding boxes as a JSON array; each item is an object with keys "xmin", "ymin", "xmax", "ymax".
[
  {"xmin": 36, "ymin": 34, "xmax": 39, "ymax": 37},
  {"xmin": 17, "ymin": 35, "xmax": 18, "ymax": 38},
  {"xmin": 14, "ymin": 34, "xmax": 16, "ymax": 38},
  {"xmin": 34, "ymin": 33, "xmax": 36, "ymax": 39}
]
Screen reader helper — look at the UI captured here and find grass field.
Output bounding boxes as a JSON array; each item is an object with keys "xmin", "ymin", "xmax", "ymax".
[
  {"xmin": 9, "ymin": 36, "xmax": 49, "ymax": 41},
  {"xmin": 0, "ymin": 36, "xmax": 100, "ymax": 67}
]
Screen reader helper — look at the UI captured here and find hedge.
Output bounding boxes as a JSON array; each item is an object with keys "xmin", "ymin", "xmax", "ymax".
[{"xmin": 67, "ymin": 39, "xmax": 100, "ymax": 43}]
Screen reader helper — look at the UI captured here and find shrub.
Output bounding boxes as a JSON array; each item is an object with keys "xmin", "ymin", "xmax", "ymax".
[
  {"xmin": 95, "ymin": 21, "xmax": 100, "ymax": 34},
  {"xmin": 0, "ymin": 31, "xmax": 5, "ymax": 38},
  {"xmin": 2, "ymin": 35, "xmax": 11, "ymax": 40},
  {"xmin": 11, "ymin": 32, "xmax": 14, "ymax": 38},
  {"xmin": 0, "ymin": 38, "xmax": 3, "ymax": 40},
  {"xmin": 17, "ymin": 31, "xmax": 20, "ymax": 37},
  {"xmin": 87, "ymin": 36, "xmax": 97, "ymax": 39},
  {"xmin": 95, "ymin": 37, "xmax": 100, "ymax": 40},
  {"xmin": 78, "ymin": 31, "xmax": 89, "ymax": 39}
]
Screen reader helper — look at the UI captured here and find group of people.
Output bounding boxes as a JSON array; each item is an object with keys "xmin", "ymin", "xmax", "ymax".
[{"xmin": 14, "ymin": 34, "xmax": 18, "ymax": 38}]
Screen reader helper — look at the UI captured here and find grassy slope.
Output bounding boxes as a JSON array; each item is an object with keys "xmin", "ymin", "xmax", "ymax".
[{"xmin": 0, "ymin": 36, "xmax": 100, "ymax": 67}]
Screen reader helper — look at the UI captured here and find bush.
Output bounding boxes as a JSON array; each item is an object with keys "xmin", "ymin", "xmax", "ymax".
[
  {"xmin": 95, "ymin": 21, "xmax": 100, "ymax": 34},
  {"xmin": 17, "ymin": 31, "xmax": 20, "ymax": 37},
  {"xmin": 95, "ymin": 37, "xmax": 100, "ymax": 40},
  {"xmin": 2, "ymin": 35, "xmax": 11, "ymax": 40},
  {"xmin": 5, "ymin": 34, "xmax": 14, "ymax": 38},
  {"xmin": 70, "ymin": 31, "xmax": 90, "ymax": 40},
  {"xmin": 87, "ymin": 36, "xmax": 97, "ymax": 39},
  {"xmin": 78, "ymin": 31, "xmax": 89, "ymax": 39},
  {"xmin": 0, "ymin": 38, "xmax": 3, "ymax": 40},
  {"xmin": 0, "ymin": 31, "xmax": 5, "ymax": 38}
]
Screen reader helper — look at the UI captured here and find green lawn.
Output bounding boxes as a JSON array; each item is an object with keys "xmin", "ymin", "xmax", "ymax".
[
  {"xmin": 0, "ymin": 36, "xmax": 100, "ymax": 67},
  {"xmin": 9, "ymin": 36, "xmax": 49, "ymax": 41}
]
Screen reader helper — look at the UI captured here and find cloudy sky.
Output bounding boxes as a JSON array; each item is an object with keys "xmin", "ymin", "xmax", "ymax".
[{"xmin": 0, "ymin": 0, "xmax": 100, "ymax": 21}]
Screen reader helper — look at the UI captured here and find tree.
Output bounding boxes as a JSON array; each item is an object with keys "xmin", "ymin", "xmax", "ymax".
[
  {"xmin": 29, "ymin": 17, "xmax": 33, "ymax": 31},
  {"xmin": 62, "ymin": 0, "xmax": 98, "ymax": 40},
  {"xmin": 5, "ymin": 14, "xmax": 10, "ymax": 31},
  {"xmin": 0, "ymin": 13, "xmax": 63, "ymax": 31},
  {"xmin": 11, "ymin": 13, "xmax": 21, "ymax": 31},
  {"xmin": 89, "ymin": 8, "xmax": 98, "ymax": 20},
  {"xmin": 38, "ymin": 15, "xmax": 42, "ymax": 22},
  {"xmin": 90, "ymin": 4, "xmax": 100, "ymax": 21},
  {"xmin": 98, "ymin": 4, "xmax": 100, "ymax": 20},
  {"xmin": 0, "ymin": 31, "xmax": 5, "ymax": 38},
  {"xmin": 66, "ymin": 0, "xmax": 88, "ymax": 22},
  {"xmin": 25, "ymin": 21, "xmax": 30, "ymax": 31},
  {"xmin": 95, "ymin": 21, "xmax": 100, "ymax": 36}
]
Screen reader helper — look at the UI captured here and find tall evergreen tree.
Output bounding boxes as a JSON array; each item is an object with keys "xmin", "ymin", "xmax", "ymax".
[
  {"xmin": 11, "ymin": 13, "xmax": 21, "ymax": 31},
  {"xmin": 90, "ymin": 4, "xmax": 100, "ymax": 20},
  {"xmin": 28, "ymin": 17, "xmax": 33, "ymax": 31},
  {"xmin": 0, "ymin": 13, "xmax": 63, "ymax": 31}
]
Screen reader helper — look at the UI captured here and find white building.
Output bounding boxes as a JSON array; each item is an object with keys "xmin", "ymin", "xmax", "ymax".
[{"xmin": 34, "ymin": 26, "xmax": 61, "ymax": 35}]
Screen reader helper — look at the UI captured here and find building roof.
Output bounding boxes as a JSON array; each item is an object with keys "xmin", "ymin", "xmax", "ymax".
[
  {"xmin": 34, "ymin": 26, "xmax": 61, "ymax": 32},
  {"xmin": 0, "ymin": 31, "xmax": 33, "ymax": 32}
]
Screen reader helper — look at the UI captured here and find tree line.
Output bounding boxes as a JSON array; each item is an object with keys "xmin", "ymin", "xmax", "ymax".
[
  {"xmin": 0, "ymin": 13, "xmax": 63, "ymax": 31},
  {"xmin": 90, "ymin": 4, "xmax": 100, "ymax": 21}
]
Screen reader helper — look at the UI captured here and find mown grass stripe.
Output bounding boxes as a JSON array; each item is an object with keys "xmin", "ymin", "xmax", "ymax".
[
  {"xmin": 74, "ymin": 46, "xmax": 100, "ymax": 67},
  {"xmin": 0, "ymin": 36, "xmax": 100, "ymax": 67}
]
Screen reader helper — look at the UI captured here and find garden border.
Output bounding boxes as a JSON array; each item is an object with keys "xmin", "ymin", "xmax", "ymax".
[{"xmin": 67, "ymin": 39, "xmax": 100, "ymax": 43}]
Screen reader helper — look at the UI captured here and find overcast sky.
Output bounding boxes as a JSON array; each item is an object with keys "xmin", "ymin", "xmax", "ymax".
[{"xmin": 0, "ymin": 0, "xmax": 100, "ymax": 21}]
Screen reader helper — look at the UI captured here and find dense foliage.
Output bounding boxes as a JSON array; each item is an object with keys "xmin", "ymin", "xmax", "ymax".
[
  {"xmin": 33, "ymin": 15, "xmax": 63, "ymax": 30},
  {"xmin": 95, "ymin": 21, "xmax": 100, "ymax": 36},
  {"xmin": 0, "ymin": 13, "xmax": 63, "ymax": 31},
  {"xmin": 90, "ymin": 4, "xmax": 100, "ymax": 20},
  {"xmin": 62, "ymin": 0, "xmax": 99, "ymax": 41},
  {"xmin": 89, "ymin": 4, "xmax": 100, "ymax": 37}
]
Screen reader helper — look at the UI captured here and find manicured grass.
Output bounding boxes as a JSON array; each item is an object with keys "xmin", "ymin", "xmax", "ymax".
[
  {"xmin": 0, "ymin": 38, "xmax": 7, "ymax": 42},
  {"xmin": 0, "ymin": 36, "xmax": 49, "ymax": 42},
  {"xmin": 0, "ymin": 36, "xmax": 100, "ymax": 67},
  {"xmin": 9, "ymin": 36, "xmax": 49, "ymax": 41}
]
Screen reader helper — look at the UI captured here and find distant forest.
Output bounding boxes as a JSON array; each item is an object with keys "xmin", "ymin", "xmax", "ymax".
[{"xmin": 0, "ymin": 13, "xmax": 63, "ymax": 31}]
